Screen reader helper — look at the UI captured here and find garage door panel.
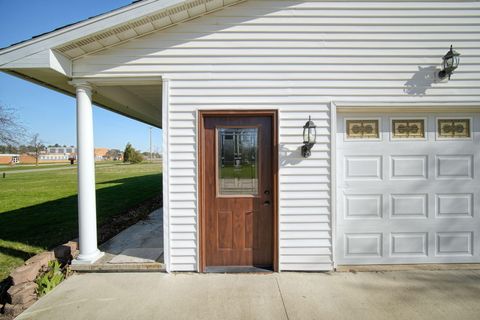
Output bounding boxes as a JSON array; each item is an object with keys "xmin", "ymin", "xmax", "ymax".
[
  {"xmin": 337, "ymin": 112, "xmax": 480, "ymax": 265},
  {"xmin": 344, "ymin": 194, "xmax": 383, "ymax": 219},
  {"xmin": 344, "ymin": 156, "xmax": 382, "ymax": 180},
  {"xmin": 391, "ymin": 194, "xmax": 428, "ymax": 218},
  {"xmin": 344, "ymin": 233, "xmax": 382, "ymax": 258},
  {"xmin": 436, "ymin": 194, "xmax": 474, "ymax": 218},
  {"xmin": 436, "ymin": 155, "xmax": 474, "ymax": 179},
  {"xmin": 391, "ymin": 232, "xmax": 428, "ymax": 257},
  {"xmin": 339, "ymin": 231, "xmax": 476, "ymax": 264},
  {"xmin": 436, "ymin": 232, "xmax": 473, "ymax": 256}
]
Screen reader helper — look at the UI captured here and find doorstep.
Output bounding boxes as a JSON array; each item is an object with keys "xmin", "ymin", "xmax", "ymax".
[{"xmin": 70, "ymin": 258, "xmax": 165, "ymax": 272}]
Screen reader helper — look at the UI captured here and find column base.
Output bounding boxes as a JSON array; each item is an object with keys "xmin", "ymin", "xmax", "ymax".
[{"xmin": 72, "ymin": 250, "xmax": 104, "ymax": 265}]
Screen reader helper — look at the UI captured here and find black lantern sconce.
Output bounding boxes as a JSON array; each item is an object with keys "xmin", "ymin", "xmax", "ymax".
[
  {"xmin": 438, "ymin": 45, "xmax": 460, "ymax": 80},
  {"xmin": 302, "ymin": 116, "xmax": 316, "ymax": 158}
]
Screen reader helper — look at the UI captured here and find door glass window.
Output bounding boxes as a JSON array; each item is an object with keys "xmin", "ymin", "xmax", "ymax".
[{"xmin": 218, "ymin": 128, "xmax": 258, "ymax": 195}]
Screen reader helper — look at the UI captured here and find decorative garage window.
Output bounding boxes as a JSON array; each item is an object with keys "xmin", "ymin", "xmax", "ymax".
[
  {"xmin": 345, "ymin": 119, "xmax": 380, "ymax": 140},
  {"xmin": 391, "ymin": 119, "xmax": 426, "ymax": 139},
  {"xmin": 437, "ymin": 118, "xmax": 471, "ymax": 139}
]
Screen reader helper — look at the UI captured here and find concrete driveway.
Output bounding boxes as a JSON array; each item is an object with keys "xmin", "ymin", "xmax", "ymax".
[{"xmin": 16, "ymin": 270, "xmax": 480, "ymax": 320}]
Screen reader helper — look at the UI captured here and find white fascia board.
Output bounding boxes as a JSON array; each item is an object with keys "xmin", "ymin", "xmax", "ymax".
[
  {"xmin": 0, "ymin": 49, "xmax": 72, "ymax": 77},
  {"xmin": 0, "ymin": 0, "xmax": 184, "ymax": 66}
]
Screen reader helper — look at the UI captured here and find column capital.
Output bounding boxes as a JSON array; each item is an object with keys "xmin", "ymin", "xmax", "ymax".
[{"xmin": 69, "ymin": 79, "xmax": 93, "ymax": 91}]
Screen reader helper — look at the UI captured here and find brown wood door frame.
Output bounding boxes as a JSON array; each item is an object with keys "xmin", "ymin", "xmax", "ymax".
[{"xmin": 198, "ymin": 110, "xmax": 278, "ymax": 272}]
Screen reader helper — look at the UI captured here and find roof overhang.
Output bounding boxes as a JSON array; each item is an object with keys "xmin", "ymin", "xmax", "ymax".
[{"xmin": 0, "ymin": 0, "xmax": 245, "ymax": 127}]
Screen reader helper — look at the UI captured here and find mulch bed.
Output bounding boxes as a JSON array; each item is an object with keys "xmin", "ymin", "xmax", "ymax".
[{"xmin": 97, "ymin": 194, "xmax": 163, "ymax": 244}]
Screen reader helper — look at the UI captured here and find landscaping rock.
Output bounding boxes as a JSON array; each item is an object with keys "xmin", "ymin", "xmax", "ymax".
[
  {"xmin": 9, "ymin": 290, "xmax": 36, "ymax": 305},
  {"xmin": 9, "ymin": 264, "xmax": 40, "ymax": 286},
  {"xmin": 53, "ymin": 245, "xmax": 71, "ymax": 262},
  {"xmin": 25, "ymin": 251, "xmax": 54, "ymax": 268},
  {"xmin": 7, "ymin": 282, "xmax": 37, "ymax": 305},
  {"xmin": 3, "ymin": 303, "xmax": 26, "ymax": 318},
  {"xmin": 65, "ymin": 240, "xmax": 79, "ymax": 253}
]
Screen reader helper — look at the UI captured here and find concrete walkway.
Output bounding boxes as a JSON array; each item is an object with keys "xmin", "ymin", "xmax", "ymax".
[
  {"xmin": 71, "ymin": 209, "xmax": 164, "ymax": 272},
  {"xmin": 16, "ymin": 270, "xmax": 480, "ymax": 320}
]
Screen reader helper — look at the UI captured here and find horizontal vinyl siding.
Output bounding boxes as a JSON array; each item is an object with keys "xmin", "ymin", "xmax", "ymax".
[
  {"xmin": 73, "ymin": 0, "xmax": 480, "ymax": 271},
  {"xmin": 279, "ymin": 107, "xmax": 332, "ymax": 270}
]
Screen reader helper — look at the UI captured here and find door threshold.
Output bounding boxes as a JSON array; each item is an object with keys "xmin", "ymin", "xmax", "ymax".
[{"xmin": 206, "ymin": 266, "xmax": 273, "ymax": 273}]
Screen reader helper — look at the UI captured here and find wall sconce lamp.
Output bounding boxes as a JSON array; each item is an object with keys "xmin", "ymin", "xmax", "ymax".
[
  {"xmin": 438, "ymin": 45, "xmax": 460, "ymax": 80},
  {"xmin": 302, "ymin": 116, "xmax": 316, "ymax": 158}
]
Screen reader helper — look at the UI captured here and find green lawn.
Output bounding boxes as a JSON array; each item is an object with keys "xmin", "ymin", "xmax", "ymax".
[
  {"xmin": 0, "ymin": 162, "xmax": 162, "ymax": 281},
  {"xmin": 0, "ymin": 164, "xmax": 76, "ymax": 172},
  {"xmin": 0, "ymin": 161, "xmax": 123, "ymax": 172}
]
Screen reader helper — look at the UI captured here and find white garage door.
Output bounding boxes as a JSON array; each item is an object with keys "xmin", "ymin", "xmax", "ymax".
[{"xmin": 337, "ymin": 112, "xmax": 480, "ymax": 265}]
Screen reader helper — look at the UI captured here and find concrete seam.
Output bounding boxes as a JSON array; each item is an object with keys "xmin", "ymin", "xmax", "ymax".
[{"xmin": 275, "ymin": 276, "xmax": 290, "ymax": 320}]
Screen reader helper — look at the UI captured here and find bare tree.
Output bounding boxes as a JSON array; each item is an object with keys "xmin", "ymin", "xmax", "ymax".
[
  {"xmin": 0, "ymin": 104, "xmax": 25, "ymax": 145},
  {"xmin": 30, "ymin": 133, "xmax": 44, "ymax": 166}
]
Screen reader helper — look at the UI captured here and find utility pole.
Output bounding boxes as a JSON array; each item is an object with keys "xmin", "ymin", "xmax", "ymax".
[{"xmin": 149, "ymin": 126, "xmax": 153, "ymax": 161}]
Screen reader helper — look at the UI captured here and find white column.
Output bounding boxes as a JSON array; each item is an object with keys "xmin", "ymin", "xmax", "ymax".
[{"xmin": 72, "ymin": 82, "xmax": 104, "ymax": 264}]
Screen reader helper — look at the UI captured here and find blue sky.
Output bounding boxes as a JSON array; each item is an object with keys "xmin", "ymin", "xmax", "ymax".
[{"xmin": 0, "ymin": 0, "xmax": 162, "ymax": 153}]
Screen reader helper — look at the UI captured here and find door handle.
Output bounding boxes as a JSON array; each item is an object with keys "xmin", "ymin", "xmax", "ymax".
[{"xmin": 263, "ymin": 201, "xmax": 271, "ymax": 207}]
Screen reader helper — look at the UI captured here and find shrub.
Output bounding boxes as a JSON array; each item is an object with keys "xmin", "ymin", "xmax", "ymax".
[
  {"xmin": 123, "ymin": 143, "xmax": 144, "ymax": 164},
  {"xmin": 35, "ymin": 260, "xmax": 65, "ymax": 297}
]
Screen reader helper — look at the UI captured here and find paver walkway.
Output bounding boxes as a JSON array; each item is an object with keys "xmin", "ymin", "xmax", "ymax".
[{"xmin": 16, "ymin": 269, "xmax": 480, "ymax": 320}]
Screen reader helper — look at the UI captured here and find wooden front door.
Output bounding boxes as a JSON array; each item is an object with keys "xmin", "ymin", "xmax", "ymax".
[{"xmin": 201, "ymin": 113, "xmax": 275, "ymax": 271}]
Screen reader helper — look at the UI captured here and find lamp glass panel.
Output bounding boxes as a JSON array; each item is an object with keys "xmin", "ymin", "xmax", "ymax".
[
  {"xmin": 445, "ymin": 56, "xmax": 454, "ymax": 69},
  {"xmin": 303, "ymin": 127, "xmax": 309, "ymax": 143},
  {"xmin": 453, "ymin": 55, "xmax": 460, "ymax": 68},
  {"xmin": 308, "ymin": 127, "xmax": 316, "ymax": 143}
]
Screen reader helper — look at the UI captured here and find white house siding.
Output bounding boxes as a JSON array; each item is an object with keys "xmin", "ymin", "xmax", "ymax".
[{"xmin": 72, "ymin": 0, "xmax": 480, "ymax": 271}]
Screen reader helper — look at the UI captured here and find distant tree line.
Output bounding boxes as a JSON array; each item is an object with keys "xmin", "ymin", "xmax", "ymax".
[{"xmin": 0, "ymin": 144, "xmax": 46, "ymax": 154}]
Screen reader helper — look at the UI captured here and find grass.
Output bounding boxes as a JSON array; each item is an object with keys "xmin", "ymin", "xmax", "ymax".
[
  {"xmin": 0, "ymin": 162, "xmax": 162, "ymax": 281},
  {"xmin": 0, "ymin": 161, "xmax": 122, "ymax": 172},
  {"xmin": 0, "ymin": 164, "xmax": 76, "ymax": 172}
]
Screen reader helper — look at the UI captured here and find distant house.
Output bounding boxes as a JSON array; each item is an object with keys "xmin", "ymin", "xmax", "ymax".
[
  {"xmin": 39, "ymin": 147, "xmax": 75, "ymax": 162},
  {"xmin": 39, "ymin": 147, "xmax": 110, "ymax": 162},
  {"xmin": 0, "ymin": 153, "xmax": 38, "ymax": 165},
  {"xmin": 94, "ymin": 148, "xmax": 109, "ymax": 161},
  {"xmin": 0, "ymin": 154, "xmax": 19, "ymax": 165},
  {"xmin": 1, "ymin": 0, "xmax": 479, "ymax": 273},
  {"xmin": 47, "ymin": 146, "xmax": 76, "ymax": 154}
]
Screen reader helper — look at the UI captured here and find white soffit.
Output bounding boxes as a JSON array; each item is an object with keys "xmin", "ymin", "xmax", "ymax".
[
  {"xmin": 0, "ymin": 0, "xmax": 244, "ymax": 66},
  {"xmin": 55, "ymin": 0, "xmax": 244, "ymax": 59}
]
